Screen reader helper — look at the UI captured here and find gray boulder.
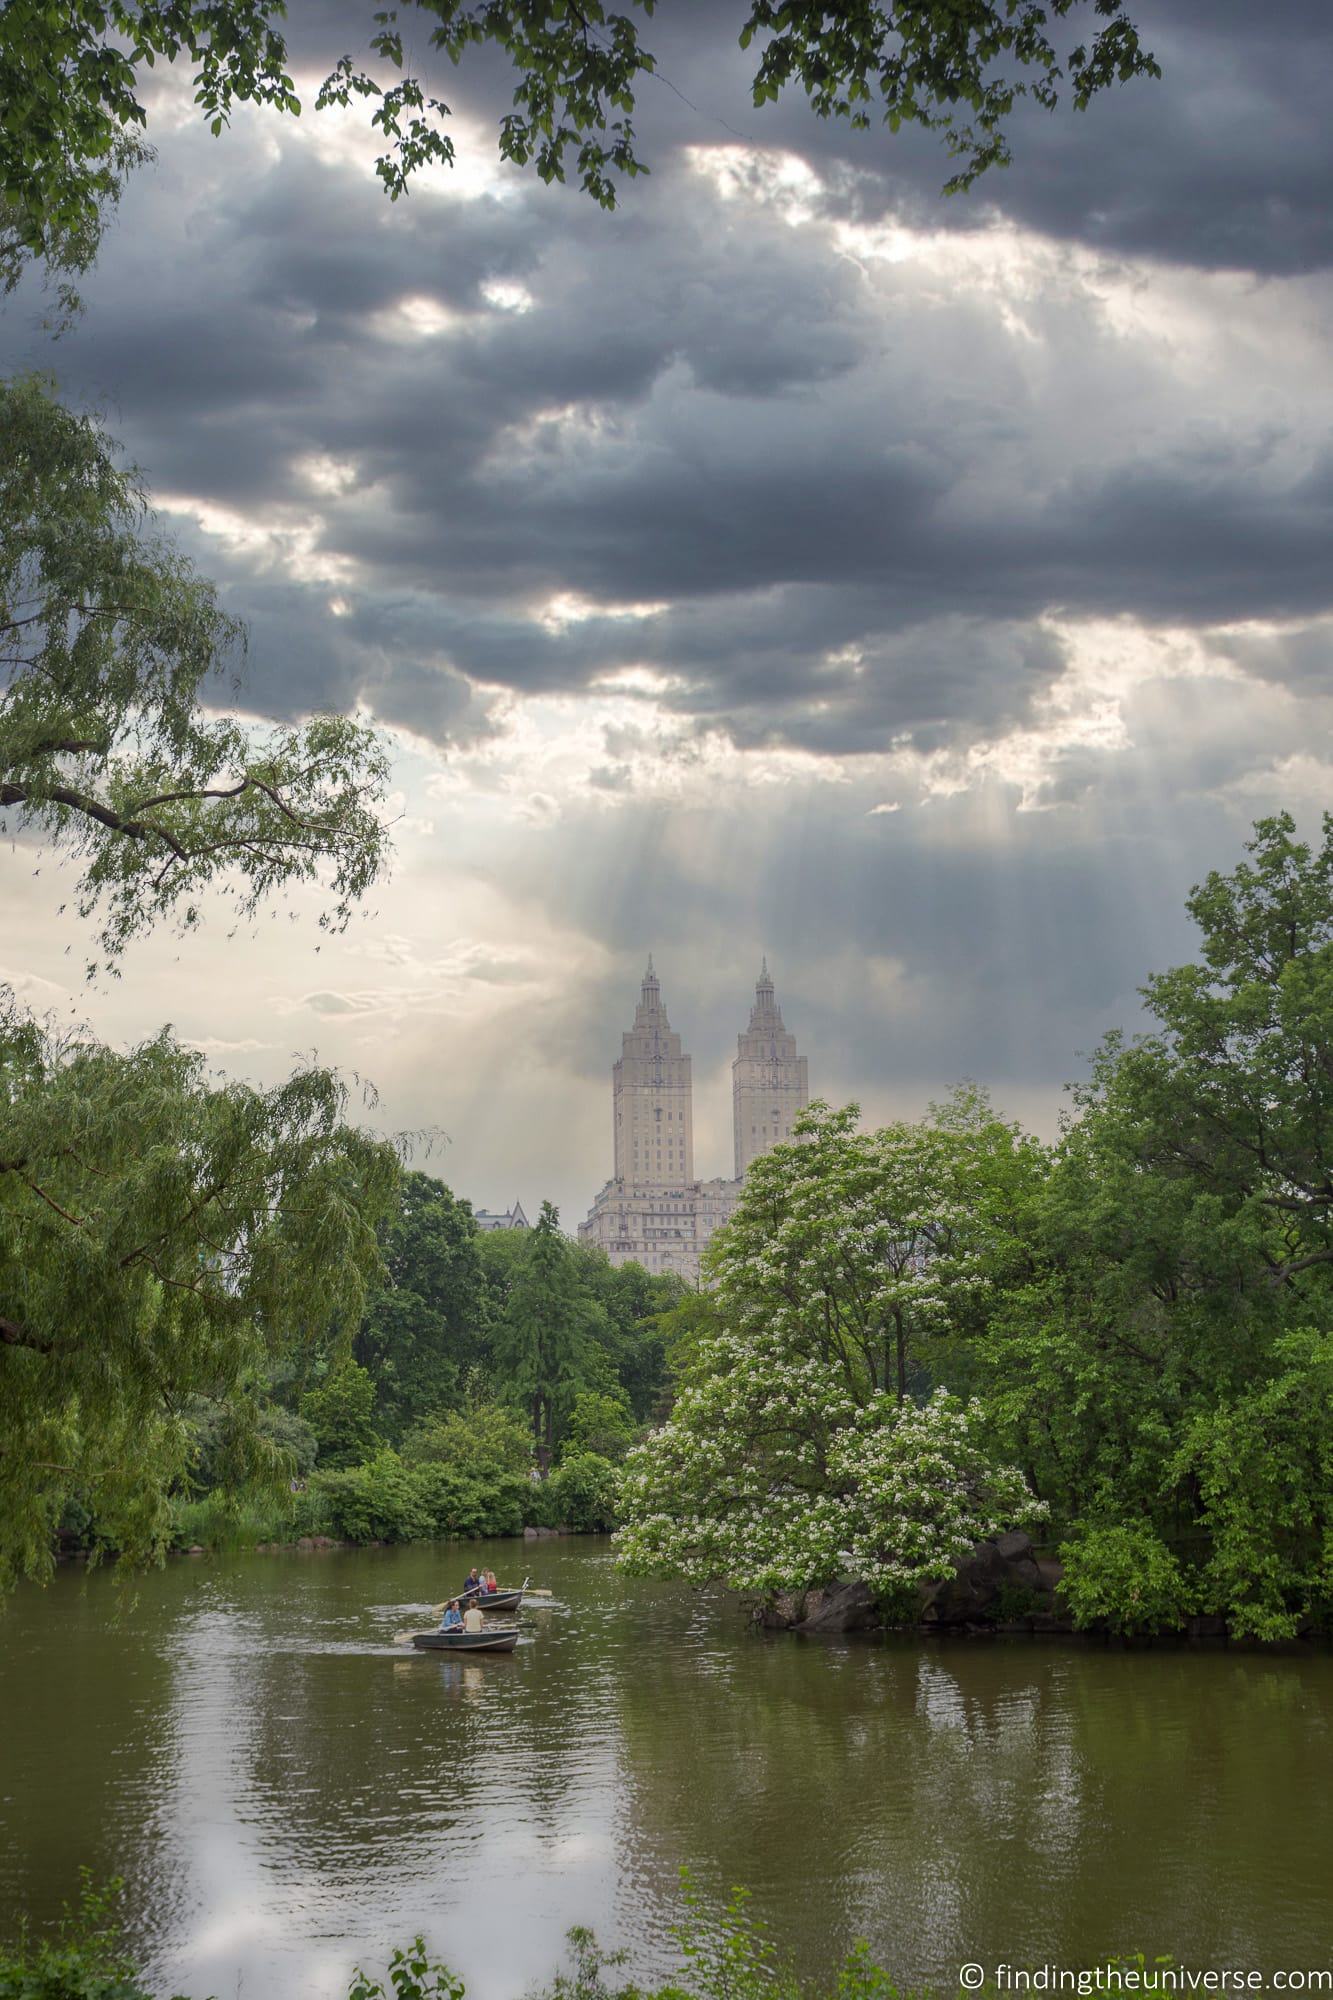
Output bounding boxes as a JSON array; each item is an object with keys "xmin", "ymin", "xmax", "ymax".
[
  {"xmin": 756, "ymin": 1588, "xmax": 809, "ymax": 1629},
  {"xmin": 796, "ymin": 1582, "xmax": 882, "ymax": 1634},
  {"xmin": 756, "ymin": 1530, "xmax": 1071, "ymax": 1634},
  {"xmin": 920, "ymin": 1530, "xmax": 1066, "ymax": 1629}
]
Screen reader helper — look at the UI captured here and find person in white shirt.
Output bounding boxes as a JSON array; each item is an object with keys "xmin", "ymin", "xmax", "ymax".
[{"xmin": 462, "ymin": 1602, "xmax": 485, "ymax": 1634}]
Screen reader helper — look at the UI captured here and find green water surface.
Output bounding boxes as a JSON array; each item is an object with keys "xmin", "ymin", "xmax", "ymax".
[{"xmin": 1, "ymin": 1541, "xmax": 1329, "ymax": 1998}]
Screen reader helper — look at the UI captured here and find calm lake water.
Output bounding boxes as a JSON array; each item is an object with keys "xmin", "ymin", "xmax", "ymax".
[{"xmin": 1, "ymin": 1540, "xmax": 1330, "ymax": 1999}]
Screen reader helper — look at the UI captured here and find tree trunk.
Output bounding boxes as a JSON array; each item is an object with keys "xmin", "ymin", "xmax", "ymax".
[{"xmin": 533, "ymin": 1392, "xmax": 553, "ymax": 1475}]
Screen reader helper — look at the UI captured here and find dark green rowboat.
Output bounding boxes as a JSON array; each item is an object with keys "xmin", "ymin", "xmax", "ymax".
[{"xmin": 411, "ymin": 1626, "xmax": 520, "ymax": 1653}]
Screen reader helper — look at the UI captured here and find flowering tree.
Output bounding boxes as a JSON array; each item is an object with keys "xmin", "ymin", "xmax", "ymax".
[
  {"xmin": 616, "ymin": 1368, "xmax": 1039, "ymax": 1593},
  {"xmin": 615, "ymin": 1100, "xmax": 1043, "ymax": 1594},
  {"xmin": 709, "ymin": 1098, "xmax": 1038, "ymax": 1404}
]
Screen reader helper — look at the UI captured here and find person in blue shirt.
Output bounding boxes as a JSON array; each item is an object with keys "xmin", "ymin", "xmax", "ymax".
[{"xmin": 438, "ymin": 1599, "xmax": 463, "ymax": 1632}]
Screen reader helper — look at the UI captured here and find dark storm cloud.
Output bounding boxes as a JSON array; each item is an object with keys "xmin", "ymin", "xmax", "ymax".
[
  {"xmin": 3, "ymin": 0, "xmax": 1329, "ymax": 769},
  {"xmin": 750, "ymin": 0, "xmax": 1333, "ymax": 277},
  {"xmin": 284, "ymin": 0, "xmax": 1333, "ymax": 276},
  {"xmin": 289, "ymin": 0, "xmax": 1333, "ymax": 279},
  {"xmin": 218, "ymin": 578, "xmax": 490, "ymax": 745},
  {"xmin": 1204, "ymin": 618, "xmax": 1333, "ymax": 695}
]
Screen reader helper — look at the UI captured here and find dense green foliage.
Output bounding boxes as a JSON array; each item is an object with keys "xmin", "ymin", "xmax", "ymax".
[
  {"xmin": 0, "ymin": 1, "xmax": 1159, "ymax": 278},
  {"xmin": 158, "ymin": 1178, "xmax": 680, "ymax": 1549},
  {"xmin": 0, "ymin": 995, "xmax": 399, "ymax": 1586},
  {"xmin": 976, "ymin": 814, "xmax": 1333, "ymax": 1638},
  {"xmin": 564, "ymin": 1388, "xmax": 639, "ymax": 1461},
  {"xmin": 309, "ymin": 1402, "xmax": 536, "ymax": 1541},
  {"xmin": 494, "ymin": 1199, "xmax": 599, "ymax": 1463},
  {"xmin": 301, "ymin": 1360, "xmax": 382, "ymax": 1469},
  {"xmin": 1056, "ymin": 1525, "xmax": 1196, "ymax": 1638},
  {"xmin": 169, "ymin": 1486, "xmax": 326, "ymax": 1553},
  {"xmin": 354, "ymin": 1174, "xmax": 487, "ymax": 1434},
  {"xmin": 0, "ymin": 376, "xmax": 391, "ymax": 973},
  {"xmin": 620, "ymin": 816, "xmax": 1333, "ymax": 1640},
  {"xmin": 547, "ymin": 1450, "xmax": 621, "ymax": 1533}
]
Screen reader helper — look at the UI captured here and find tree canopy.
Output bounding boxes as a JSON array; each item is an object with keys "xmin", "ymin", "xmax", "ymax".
[
  {"xmin": 0, "ymin": 374, "xmax": 396, "ymax": 1583},
  {"xmin": 353, "ymin": 1170, "xmax": 488, "ymax": 1434},
  {"xmin": 976, "ymin": 815, "xmax": 1333, "ymax": 1637},
  {"xmin": 0, "ymin": 994, "xmax": 399, "ymax": 1584},
  {"xmin": 493, "ymin": 1199, "xmax": 598, "ymax": 1464},
  {"xmin": 0, "ymin": 376, "xmax": 391, "ymax": 975},
  {"xmin": 0, "ymin": 2, "xmax": 1159, "ymax": 278},
  {"xmin": 616, "ymin": 1096, "xmax": 1044, "ymax": 1594}
]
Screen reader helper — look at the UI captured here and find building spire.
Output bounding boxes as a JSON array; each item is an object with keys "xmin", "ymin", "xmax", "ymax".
[
  {"xmin": 751, "ymin": 958, "xmax": 778, "ymax": 1023},
  {"xmin": 733, "ymin": 957, "xmax": 808, "ymax": 1178},
  {"xmin": 636, "ymin": 953, "xmax": 666, "ymax": 1023}
]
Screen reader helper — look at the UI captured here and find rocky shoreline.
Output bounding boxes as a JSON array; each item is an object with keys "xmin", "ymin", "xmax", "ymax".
[{"xmin": 754, "ymin": 1531, "xmax": 1234, "ymax": 1640}]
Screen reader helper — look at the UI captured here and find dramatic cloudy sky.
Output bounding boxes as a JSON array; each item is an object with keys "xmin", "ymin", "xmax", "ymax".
[{"xmin": 4, "ymin": 0, "xmax": 1332, "ymax": 1221}]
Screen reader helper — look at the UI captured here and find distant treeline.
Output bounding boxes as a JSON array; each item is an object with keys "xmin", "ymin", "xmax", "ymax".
[{"xmin": 155, "ymin": 1194, "xmax": 686, "ymax": 1553}]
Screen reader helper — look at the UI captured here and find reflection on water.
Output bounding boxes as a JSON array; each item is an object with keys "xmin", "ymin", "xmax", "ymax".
[{"xmin": 1, "ymin": 1544, "xmax": 1330, "ymax": 2000}]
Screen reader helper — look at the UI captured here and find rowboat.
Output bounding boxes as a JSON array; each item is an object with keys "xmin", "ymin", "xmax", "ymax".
[
  {"xmin": 465, "ymin": 1587, "xmax": 525, "ymax": 1615},
  {"xmin": 410, "ymin": 1626, "xmax": 520, "ymax": 1654},
  {"xmin": 460, "ymin": 1578, "xmax": 528, "ymax": 1616}
]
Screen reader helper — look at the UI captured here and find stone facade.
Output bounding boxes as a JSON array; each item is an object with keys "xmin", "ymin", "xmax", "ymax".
[
  {"xmin": 579, "ymin": 961, "xmax": 806, "ymax": 1282},
  {"xmin": 577, "ymin": 1179, "xmax": 710, "ymax": 1282},
  {"xmin": 732, "ymin": 958, "xmax": 809, "ymax": 1178},
  {"xmin": 613, "ymin": 958, "xmax": 694, "ymax": 1186}
]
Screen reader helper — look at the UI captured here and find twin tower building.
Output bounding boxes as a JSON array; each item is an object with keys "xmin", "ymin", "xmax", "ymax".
[{"xmin": 578, "ymin": 957, "xmax": 810, "ymax": 1282}]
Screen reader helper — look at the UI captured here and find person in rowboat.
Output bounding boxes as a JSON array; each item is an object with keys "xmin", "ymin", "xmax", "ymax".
[
  {"xmin": 438, "ymin": 1600, "xmax": 463, "ymax": 1632},
  {"xmin": 461, "ymin": 1567, "xmax": 482, "ymax": 1598},
  {"xmin": 462, "ymin": 1600, "xmax": 485, "ymax": 1634},
  {"xmin": 483, "ymin": 1571, "xmax": 499, "ymax": 1594}
]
